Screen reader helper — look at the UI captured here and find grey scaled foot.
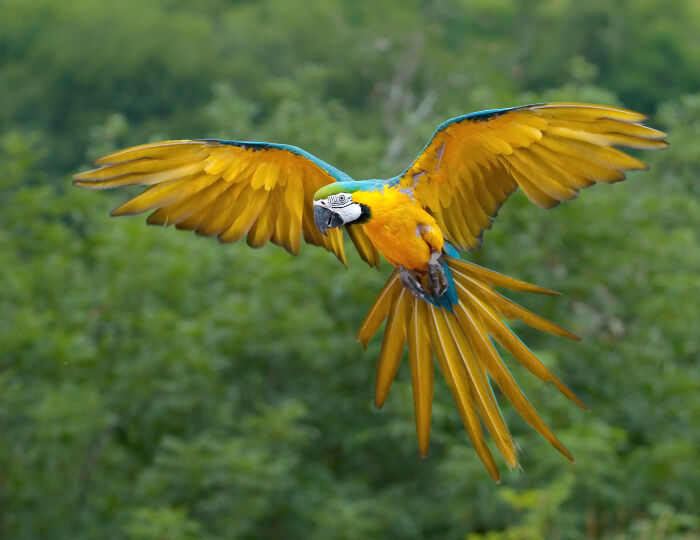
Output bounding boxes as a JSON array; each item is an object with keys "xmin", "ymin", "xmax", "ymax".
[
  {"xmin": 398, "ymin": 265, "xmax": 427, "ymax": 301},
  {"xmin": 427, "ymin": 251, "xmax": 448, "ymax": 297}
]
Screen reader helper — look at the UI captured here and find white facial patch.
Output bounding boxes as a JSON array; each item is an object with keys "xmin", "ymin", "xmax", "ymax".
[{"xmin": 326, "ymin": 193, "xmax": 362, "ymax": 224}]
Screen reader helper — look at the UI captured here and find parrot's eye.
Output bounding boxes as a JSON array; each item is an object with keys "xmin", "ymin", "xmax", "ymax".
[{"xmin": 328, "ymin": 193, "xmax": 350, "ymax": 207}]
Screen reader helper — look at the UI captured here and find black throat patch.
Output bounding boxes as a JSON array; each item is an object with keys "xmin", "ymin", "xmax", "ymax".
[{"xmin": 353, "ymin": 203, "xmax": 371, "ymax": 224}]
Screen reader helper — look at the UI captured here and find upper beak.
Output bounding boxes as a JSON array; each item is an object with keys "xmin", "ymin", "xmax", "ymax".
[{"xmin": 313, "ymin": 204, "xmax": 344, "ymax": 236}]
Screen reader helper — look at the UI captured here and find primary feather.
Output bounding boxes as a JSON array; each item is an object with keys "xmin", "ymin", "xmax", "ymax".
[
  {"xmin": 396, "ymin": 102, "xmax": 668, "ymax": 251},
  {"xmin": 74, "ymin": 139, "xmax": 379, "ymax": 266}
]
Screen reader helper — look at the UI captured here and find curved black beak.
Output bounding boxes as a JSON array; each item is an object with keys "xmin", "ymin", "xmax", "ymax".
[{"xmin": 313, "ymin": 205, "xmax": 344, "ymax": 236}]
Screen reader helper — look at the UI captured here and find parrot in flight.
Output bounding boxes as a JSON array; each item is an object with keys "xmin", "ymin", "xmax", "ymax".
[{"xmin": 74, "ymin": 102, "xmax": 667, "ymax": 481}]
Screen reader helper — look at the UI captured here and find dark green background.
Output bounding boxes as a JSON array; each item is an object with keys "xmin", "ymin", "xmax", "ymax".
[{"xmin": 1, "ymin": 0, "xmax": 698, "ymax": 538}]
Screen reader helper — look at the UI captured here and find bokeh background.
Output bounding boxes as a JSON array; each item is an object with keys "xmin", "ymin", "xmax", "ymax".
[{"xmin": 1, "ymin": 1, "xmax": 698, "ymax": 538}]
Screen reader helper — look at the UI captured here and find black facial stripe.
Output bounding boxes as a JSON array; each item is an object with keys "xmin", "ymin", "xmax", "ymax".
[
  {"xmin": 351, "ymin": 203, "xmax": 371, "ymax": 224},
  {"xmin": 330, "ymin": 201, "xmax": 353, "ymax": 209}
]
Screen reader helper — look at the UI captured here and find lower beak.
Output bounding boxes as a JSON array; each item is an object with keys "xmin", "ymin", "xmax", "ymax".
[{"xmin": 313, "ymin": 205, "xmax": 344, "ymax": 236}]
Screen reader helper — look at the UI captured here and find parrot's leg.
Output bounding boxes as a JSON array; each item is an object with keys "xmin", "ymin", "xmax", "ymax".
[
  {"xmin": 427, "ymin": 251, "xmax": 448, "ymax": 297},
  {"xmin": 399, "ymin": 252, "xmax": 448, "ymax": 300},
  {"xmin": 398, "ymin": 265, "xmax": 428, "ymax": 301}
]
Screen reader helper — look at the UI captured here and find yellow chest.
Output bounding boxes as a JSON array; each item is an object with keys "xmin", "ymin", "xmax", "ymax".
[{"xmin": 352, "ymin": 188, "xmax": 442, "ymax": 270}]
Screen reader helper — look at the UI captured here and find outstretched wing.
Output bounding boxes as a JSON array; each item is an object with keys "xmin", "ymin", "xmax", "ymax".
[
  {"xmin": 74, "ymin": 139, "xmax": 380, "ymax": 267},
  {"xmin": 395, "ymin": 103, "xmax": 668, "ymax": 251}
]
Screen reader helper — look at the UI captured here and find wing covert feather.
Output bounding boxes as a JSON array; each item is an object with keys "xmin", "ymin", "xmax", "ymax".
[
  {"xmin": 75, "ymin": 139, "xmax": 378, "ymax": 266},
  {"xmin": 398, "ymin": 103, "xmax": 668, "ymax": 251}
]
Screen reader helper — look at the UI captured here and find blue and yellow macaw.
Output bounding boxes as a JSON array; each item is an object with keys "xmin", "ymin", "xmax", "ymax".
[{"xmin": 75, "ymin": 102, "xmax": 667, "ymax": 481}]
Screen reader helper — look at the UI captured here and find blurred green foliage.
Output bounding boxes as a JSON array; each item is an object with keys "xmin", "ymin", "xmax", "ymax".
[{"xmin": 1, "ymin": 0, "xmax": 698, "ymax": 538}]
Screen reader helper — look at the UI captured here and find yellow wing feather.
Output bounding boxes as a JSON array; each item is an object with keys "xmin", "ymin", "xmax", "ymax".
[
  {"xmin": 400, "ymin": 102, "xmax": 668, "ymax": 251},
  {"xmin": 75, "ymin": 139, "xmax": 380, "ymax": 267}
]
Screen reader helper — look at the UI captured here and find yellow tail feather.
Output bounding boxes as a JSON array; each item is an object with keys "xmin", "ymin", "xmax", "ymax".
[
  {"xmin": 408, "ymin": 300, "xmax": 434, "ymax": 457},
  {"xmin": 359, "ymin": 257, "xmax": 583, "ymax": 479}
]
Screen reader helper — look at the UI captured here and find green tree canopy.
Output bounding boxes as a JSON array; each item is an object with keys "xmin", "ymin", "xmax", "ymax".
[{"xmin": 1, "ymin": 0, "xmax": 698, "ymax": 538}]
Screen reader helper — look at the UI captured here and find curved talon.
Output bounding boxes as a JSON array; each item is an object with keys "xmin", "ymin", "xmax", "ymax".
[
  {"xmin": 399, "ymin": 265, "xmax": 427, "ymax": 301},
  {"xmin": 427, "ymin": 252, "xmax": 448, "ymax": 297}
]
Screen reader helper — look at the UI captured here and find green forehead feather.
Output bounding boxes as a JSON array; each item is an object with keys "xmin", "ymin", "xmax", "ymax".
[
  {"xmin": 313, "ymin": 180, "xmax": 386, "ymax": 200},
  {"xmin": 313, "ymin": 182, "xmax": 358, "ymax": 200}
]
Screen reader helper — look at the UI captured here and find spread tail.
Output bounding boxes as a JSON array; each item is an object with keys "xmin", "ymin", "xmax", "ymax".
[{"xmin": 356, "ymin": 255, "xmax": 586, "ymax": 482}]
